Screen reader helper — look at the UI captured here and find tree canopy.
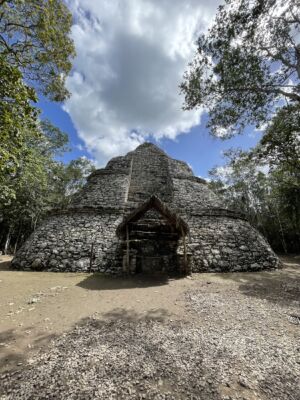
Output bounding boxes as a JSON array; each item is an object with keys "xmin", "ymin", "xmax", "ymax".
[
  {"xmin": 0, "ymin": 0, "xmax": 75, "ymax": 101},
  {"xmin": 0, "ymin": 56, "xmax": 40, "ymax": 202},
  {"xmin": 181, "ymin": 0, "xmax": 300, "ymax": 137},
  {"xmin": 0, "ymin": 57, "xmax": 95, "ymax": 253},
  {"xmin": 209, "ymin": 118, "xmax": 300, "ymax": 253},
  {"xmin": 0, "ymin": 0, "xmax": 76, "ymax": 205},
  {"xmin": 0, "ymin": 120, "xmax": 95, "ymax": 254},
  {"xmin": 0, "ymin": 1, "xmax": 97, "ymax": 254},
  {"xmin": 182, "ymin": 0, "xmax": 300, "ymax": 253}
]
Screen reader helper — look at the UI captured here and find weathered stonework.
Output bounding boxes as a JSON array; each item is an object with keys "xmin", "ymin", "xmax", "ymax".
[{"xmin": 12, "ymin": 143, "xmax": 280, "ymax": 274}]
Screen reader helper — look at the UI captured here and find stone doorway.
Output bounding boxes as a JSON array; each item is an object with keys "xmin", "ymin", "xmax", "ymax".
[{"xmin": 116, "ymin": 196, "xmax": 189, "ymax": 275}]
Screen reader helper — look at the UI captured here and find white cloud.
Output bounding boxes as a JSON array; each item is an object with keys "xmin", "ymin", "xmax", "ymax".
[
  {"xmin": 214, "ymin": 126, "xmax": 231, "ymax": 138},
  {"xmin": 64, "ymin": 0, "xmax": 221, "ymax": 165},
  {"xmin": 256, "ymin": 164, "xmax": 269, "ymax": 175},
  {"xmin": 213, "ymin": 165, "xmax": 234, "ymax": 182},
  {"xmin": 75, "ymin": 143, "xmax": 85, "ymax": 151}
]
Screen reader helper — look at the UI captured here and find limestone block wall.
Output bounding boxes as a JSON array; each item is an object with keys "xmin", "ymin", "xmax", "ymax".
[
  {"xmin": 168, "ymin": 158, "xmax": 193, "ymax": 177},
  {"xmin": 127, "ymin": 145, "xmax": 173, "ymax": 204},
  {"xmin": 71, "ymin": 171, "xmax": 130, "ymax": 208},
  {"xmin": 12, "ymin": 209, "xmax": 279, "ymax": 274},
  {"xmin": 11, "ymin": 211, "xmax": 124, "ymax": 274},
  {"xmin": 172, "ymin": 177, "xmax": 224, "ymax": 211},
  {"xmin": 184, "ymin": 214, "xmax": 279, "ymax": 272},
  {"xmin": 105, "ymin": 155, "xmax": 132, "ymax": 171}
]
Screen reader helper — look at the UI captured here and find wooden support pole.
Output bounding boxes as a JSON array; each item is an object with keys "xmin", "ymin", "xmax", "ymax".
[
  {"xmin": 126, "ymin": 224, "xmax": 130, "ymax": 272},
  {"xmin": 183, "ymin": 232, "xmax": 187, "ymax": 274},
  {"xmin": 89, "ymin": 242, "xmax": 94, "ymax": 273},
  {"xmin": 181, "ymin": 227, "xmax": 187, "ymax": 275}
]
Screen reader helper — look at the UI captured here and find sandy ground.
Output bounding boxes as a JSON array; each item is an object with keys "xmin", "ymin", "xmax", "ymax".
[
  {"xmin": 0, "ymin": 255, "xmax": 299, "ymax": 399},
  {"xmin": 0, "ymin": 255, "xmax": 193, "ymax": 373}
]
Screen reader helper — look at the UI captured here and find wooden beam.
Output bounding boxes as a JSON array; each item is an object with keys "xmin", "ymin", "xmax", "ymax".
[
  {"xmin": 89, "ymin": 242, "xmax": 94, "ymax": 272},
  {"xmin": 183, "ymin": 232, "xmax": 187, "ymax": 274},
  {"xmin": 126, "ymin": 224, "xmax": 130, "ymax": 272}
]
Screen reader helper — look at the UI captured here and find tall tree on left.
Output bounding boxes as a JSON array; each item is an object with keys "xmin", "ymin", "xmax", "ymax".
[
  {"xmin": 0, "ymin": 0, "xmax": 76, "ymax": 201},
  {"xmin": 0, "ymin": 0, "xmax": 76, "ymax": 254},
  {"xmin": 0, "ymin": 56, "xmax": 40, "ymax": 204},
  {"xmin": 0, "ymin": 0, "xmax": 75, "ymax": 101}
]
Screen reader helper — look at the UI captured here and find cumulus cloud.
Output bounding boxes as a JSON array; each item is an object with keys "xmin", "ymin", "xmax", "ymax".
[
  {"xmin": 64, "ymin": 0, "xmax": 221, "ymax": 165},
  {"xmin": 213, "ymin": 165, "xmax": 234, "ymax": 182}
]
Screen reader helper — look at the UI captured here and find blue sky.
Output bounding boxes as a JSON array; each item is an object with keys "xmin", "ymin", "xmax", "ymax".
[
  {"xmin": 39, "ymin": 97, "xmax": 261, "ymax": 178},
  {"xmin": 38, "ymin": 0, "xmax": 262, "ymax": 178}
]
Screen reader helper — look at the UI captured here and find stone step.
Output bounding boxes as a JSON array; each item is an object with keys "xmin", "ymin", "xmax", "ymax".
[
  {"xmin": 129, "ymin": 227, "xmax": 177, "ymax": 235},
  {"xmin": 130, "ymin": 222, "xmax": 172, "ymax": 229},
  {"xmin": 130, "ymin": 219, "xmax": 168, "ymax": 225},
  {"xmin": 129, "ymin": 231, "xmax": 179, "ymax": 237},
  {"xmin": 128, "ymin": 235, "xmax": 178, "ymax": 240}
]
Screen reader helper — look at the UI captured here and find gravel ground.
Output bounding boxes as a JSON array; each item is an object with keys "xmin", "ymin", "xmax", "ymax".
[
  {"xmin": 185, "ymin": 282, "xmax": 300, "ymax": 400},
  {"xmin": 0, "ymin": 258, "xmax": 300, "ymax": 399}
]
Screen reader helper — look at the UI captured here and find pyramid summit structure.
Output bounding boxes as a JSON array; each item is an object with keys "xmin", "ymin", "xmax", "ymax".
[{"xmin": 12, "ymin": 142, "xmax": 279, "ymax": 274}]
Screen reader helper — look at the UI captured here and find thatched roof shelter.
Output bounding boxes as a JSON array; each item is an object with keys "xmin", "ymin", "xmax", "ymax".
[{"xmin": 116, "ymin": 195, "xmax": 189, "ymax": 237}]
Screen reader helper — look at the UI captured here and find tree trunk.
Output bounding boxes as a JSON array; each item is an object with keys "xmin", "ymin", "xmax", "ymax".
[
  {"xmin": 296, "ymin": 44, "xmax": 300, "ymax": 81},
  {"xmin": 275, "ymin": 206, "xmax": 288, "ymax": 254},
  {"xmin": 13, "ymin": 227, "xmax": 21, "ymax": 255},
  {"xmin": 4, "ymin": 228, "xmax": 11, "ymax": 255}
]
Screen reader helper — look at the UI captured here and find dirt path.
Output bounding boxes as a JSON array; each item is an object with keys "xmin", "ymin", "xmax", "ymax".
[
  {"xmin": 0, "ymin": 256, "xmax": 195, "ymax": 372},
  {"xmin": 0, "ymin": 255, "xmax": 299, "ymax": 399}
]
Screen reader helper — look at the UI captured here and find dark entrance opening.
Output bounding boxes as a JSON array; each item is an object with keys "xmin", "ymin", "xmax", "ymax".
[
  {"xmin": 116, "ymin": 196, "xmax": 189, "ymax": 275},
  {"xmin": 131, "ymin": 209, "xmax": 180, "ymax": 274}
]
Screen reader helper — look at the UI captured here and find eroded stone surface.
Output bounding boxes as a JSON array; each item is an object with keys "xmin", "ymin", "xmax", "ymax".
[{"xmin": 12, "ymin": 143, "xmax": 279, "ymax": 273}]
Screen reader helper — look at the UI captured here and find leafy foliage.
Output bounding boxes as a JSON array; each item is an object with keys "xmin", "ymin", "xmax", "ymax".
[
  {"xmin": 209, "ymin": 123, "xmax": 300, "ymax": 252},
  {"xmin": 182, "ymin": 0, "xmax": 300, "ymax": 253},
  {"xmin": 258, "ymin": 104, "xmax": 300, "ymax": 175},
  {"xmin": 181, "ymin": 0, "xmax": 300, "ymax": 137},
  {"xmin": 0, "ymin": 0, "xmax": 75, "ymax": 101},
  {"xmin": 0, "ymin": 56, "xmax": 40, "ymax": 202},
  {"xmin": 0, "ymin": 0, "xmax": 85, "ymax": 253},
  {"xmin": 0, "ymin": 119, "xmax": 95, "ymax": 254}
]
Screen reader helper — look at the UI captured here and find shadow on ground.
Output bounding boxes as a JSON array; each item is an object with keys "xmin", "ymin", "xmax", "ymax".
[
  {"xmin": 0, "ymin": 256, "xmax": 12, "ymax": 271},
  {"xmin": 0, "ymin": 311, "xmax": 227, "ymax": 400},
  {"xmin": 97, "ymin": 307, "xmax": 172, "ymax": 323},
  {"xmin": 0, "ymin": 307, "xmax": 171, "ymax": 375},
  {"xmin": 0, "ymin": 327, "xmax": 58, "ymax": 374},
  {"xmin": 76, "ymin": 273, "xmax": 183, "ymax": 291},
  {"xmin": 215, "ymin": 257, "xmax": 300, "ymax": 307}
]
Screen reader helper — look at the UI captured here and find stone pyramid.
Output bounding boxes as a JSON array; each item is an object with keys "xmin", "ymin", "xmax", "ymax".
[{"xmin": 12, "ymin": 143, "xmax": 279, "ymax": 274}]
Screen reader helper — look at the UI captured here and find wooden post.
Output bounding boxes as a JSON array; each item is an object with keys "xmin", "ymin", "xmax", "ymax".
[
  {"xmin": 183, "ymin": 232, "xmax": 187, "ymax": 274},
  {"xmin": 89, "ymin": 242, "xmax": 94, "ymax": 272},
  {"xmin": 126, "ymin": 224, "xmax": 130, "ymax": 272},
  {"xmin": 181, "ymin": 227, "xmax": 187, "ymax": 275}
]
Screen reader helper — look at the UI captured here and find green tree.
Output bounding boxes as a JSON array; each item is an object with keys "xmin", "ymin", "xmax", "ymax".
[
  {"xmin": 0, "ymin": 56, "xmax": 41, "ymax": 203},
  {"xmin": 258, "ymin": 105, "xmax": 300, "ymax": 175},
  {"xmin": 209, "ymin": 124, "xmax": 300, "ymax": 253},
  {"xmin": 0, "ymin": 119, "xmax": 95, "ymax": 254},
  {"xmin": 46, "ymin": 156, "xmax": 96, "ymax": 209},
  {"xmin": 209, "ymin": 149, "xmax": 269, "ymax": 224},
  {"xmin": 181, "ymin": 0, "xmax": 300, "ymax": 137},
  {"xmin": 0, "ymin": 0, "xmax": 75, "ymax": 101},
  {"xmin": 259, "ymin": 105, "xmax": 300, "ymax": 250},
  {"xmin": 63, "ymin": 157, "xmax": 96, "ymax": 197},
  {"xmin": 0, "ymin": 0, "xmax": 81, "ymax": 254}
]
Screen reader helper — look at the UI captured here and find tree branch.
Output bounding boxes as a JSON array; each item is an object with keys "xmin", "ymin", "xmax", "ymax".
[
  {"xmin": 261, "ymin": 46, "xmax": 296, "ymax": 70},
  {"xmin": 222, "ymin": 85, "xmax": 300, "ymax": 102},
  {"xmin": 277, "ymin": 88, "xmax": 300, "ymax": 102}
]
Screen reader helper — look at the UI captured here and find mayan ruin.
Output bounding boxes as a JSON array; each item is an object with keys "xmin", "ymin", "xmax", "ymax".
[
  {"xmin": 2, "ymin": 1, "xmax": 300, "ymax": 398},
  {"xmin": 12, "ymin": 143, "xmax": 279, "ymax": 274}
]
